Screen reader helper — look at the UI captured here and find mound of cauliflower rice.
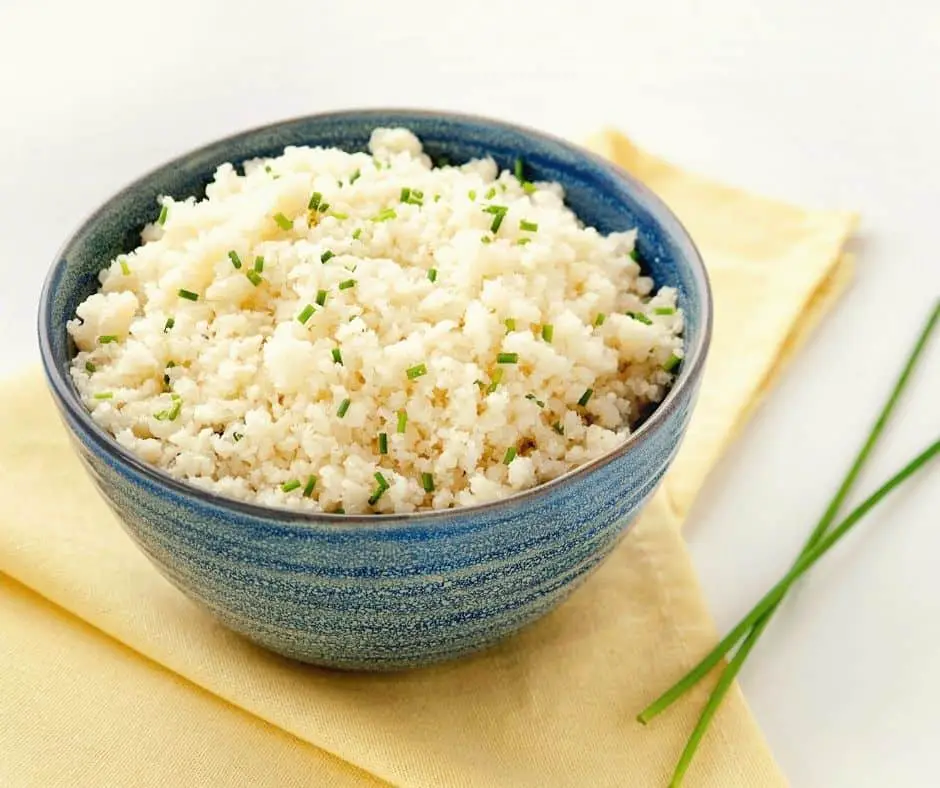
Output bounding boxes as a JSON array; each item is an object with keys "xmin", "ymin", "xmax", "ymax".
[{"xmin": 68, "ymin": 128, "xmax": 684, "ymax": 514}]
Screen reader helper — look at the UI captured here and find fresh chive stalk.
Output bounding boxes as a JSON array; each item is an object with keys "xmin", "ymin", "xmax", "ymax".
[
  {"xmin": 483, "ymin": 204, "xmax": 508, "ymax": 233},
  {"xmin": 396, "ymin": 409, "xmax": 408, "ymax": 433},
  {"xmin": 85, "ymin": 362, "xmax": 96, "ymax": 374},
  {"xmin": 281, "ymin": 480, "xmax": 302, "ymax": 493},
  {"xmin": 406, "ymin": 363, "xmax": 428, "ymax": 380},
  {"xmin": 517, "ymin": 237, "xmax": 532, "ymax": 246},
  {"xmin": 627, "ymin": 311, "xmax": 652, "ymax": 325},
  {"xmin": 338, "ymin": 279, "xmax": 356, "ymax": 290},
  {"xmin": 654, "ymin": 306, "xmax": 676, "ymax": 315},
  {"xmin": 336, "ymin": 398, "xmax": 351, "ymax": 418},
  {"xmin": 522, "ymin": 181, "xmax": 536, "ymax": 195},
  {"xmin": 486, "ymin": 368, "xmax": 504, "ymax": 394},
  {"xmin": 427, "ymin": 268, "xmax": 438, "ymax": 283},
  {"xmin": 315, "ymin": 289, "xmax": 328, "ymax": 307},
  {"xmin": 372, "ymin": 207, "xmax": 397, "ymax": 222},
  {"xmin": 164, "ymin": 317, "xmax": 175, "ymax": 333},
  {"xmin": 308, "ymin": 192, "xmax": 322, "ymax": 211},
  {"xmin": 246, "ymin": 270, "xmax": 263, "ymax": 286},
  {"xmin": 378, "ymin": 432, "xmax": 388, "ymax": 455},
  {"xmin": 178, "ymin": 289, "xmax": 198, "ymax": 301},
  {"xmin": 485, "ymin": 187, "xmax": 496, "ymax": 199},
  {"xmin": 273, "ymin": 212, "xmax": 293, "ymax": 230},
  {"xmin": 93, "ymin": 392, "xmax": 113, "ymax": 400},
  {"xmin": 519, "ymin": 219, "xmax": 538, "ymax": 232},
  {"xmin": 228, "ymin": 251, "xmax": 242, "ymax": 269},
  {"xmin": 303, "ymin": 476, "xmax": 317, "ymax": 497},
  {"xmin": 513, "ymin": 158, "xmax": 524, "ymax": 182},
  {"xmin": 349, "ymin": 169, "xmax": 361, "ymax": 185},
  {"xmin": 98, "ymin": 335, "xmax": 119, "ymax": 344},
  {"xmin": 331, "ymin": 347, "xmax": 343, "ymax": 365},
  {"xmin": 594, "ymin": 313, "xmax": 606, "ymax": 327},
  {"xmin": 352, "ymin": 228, "xmax": 362, "ymax": 240},
  {"xmin": 525, "ymin": 393, "xmax": 545, "ymax": 408},
  {"xmin": 541, "ymin": 324, "xmax": 554, "ymax": 343},
  {"xmin": 664, "ymin": 353, "xmax": 682, "ymax": 372},
  {"xmin": 254, "ymin": 256, "xmax": 264, "ymax": 273},
  {"xmin": 297, "ymin": 304, "xmax": 316, "ymax": 324},
  {"xmin": 503, "ymin": 446, "xmax": 517, "ymax": 464},
  {"xmin": 119, "ymin": 258, "xmax": 131, "ymax": 275},
  {"xmin": 497, "ymin": 352, "xmax": 519, "ymax": 364},
  {"xmin": 505, "ymin": 318, "xmax": 516, "ymax": 332},
  {"xmin": 157, "ymin": 204, "xmax": 168, "ymax": 225},
  {"xmin": 577, "ymin": 388, "xmax": 593, "ymax": 407},
  {"xmin": 321, "ymin": 250, "xmax": 335, "ymax": 264},
  {"xmin": 421, "ymin": 472, "xmax": 434, "ymax": 493}
]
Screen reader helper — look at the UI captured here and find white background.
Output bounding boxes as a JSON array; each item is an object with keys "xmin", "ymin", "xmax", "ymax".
[{"xmin": 1, "ymin": 2, "xmax": 938, "ymax": 785}]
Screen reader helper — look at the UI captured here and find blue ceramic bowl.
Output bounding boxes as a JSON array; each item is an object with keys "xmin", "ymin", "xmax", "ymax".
[{"xmin": 38, "ymin": 110, "xmax": 711, "ymax": 670}]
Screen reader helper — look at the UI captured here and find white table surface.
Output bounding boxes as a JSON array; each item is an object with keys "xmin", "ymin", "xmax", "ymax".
[{"xmin": 2, "ymin": 2, "xmax": 938, "ymax": 785}]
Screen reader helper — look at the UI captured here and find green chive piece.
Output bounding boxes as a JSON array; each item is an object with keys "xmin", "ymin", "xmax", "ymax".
[
  {"xmin": 318, "ymin": 202, "xmax": 331, "ymax": 213},
  {"xmin": 308, "ymin": 192, "xmax": 322, "ymax": 211},
  {"xmin": 297, "ymin": 304, "xmax": 316, "ymax": 324},
  {"xmin": 468, "ymin": 189, "xmax": 477, "ymax": 200},
  {"xmin": 396, "ymin": 409, "xmax": 408, "ymax": 433},
  {"xmin": 487, "ymin": 367, "xmax": 504, "ymax": 394},
  {"xmin": 273, "ymin": 212, "xmax": 293, "ymax": 230},
  {"xmin": 541, "ymin": 324, "xmax": 554, "ymax": 343},
  {"xmin": 427, "ymin": 268, "xmax": 438, "ymax": 283},
  {"xmin": 406, "ymin": 363, "xmax": 428, "ymax": 380},
  {"xmin": 118, "ymin": 258, "xmax": 131, "ymax": 275},
  {"xmin": 337, "ymin": 398, "xmax": 351, "ymax": 418},
  {"xmin": 400, "ymin": 187, "xmax": 411, "ymax": 202},
  {"xmin": 372, "ymin": 207, "xmax": 397, "ymax": 222},
  {"xmin": 630, "ymin": 248, "xmax": 640, "ymax": 262},
  {"xmin": 316, "ymin": 289, "xmax": 328, "ymax": 306},
  {"xmin": 433, "ymin": 194, "xmax": 441, "ymax": 202},
  {"xmin": 233, "ymin": 432, "xmax": 244, "ymax": 443},
  {"xmin": 163, "ymin": 317, "xmax": 175, "ymax": 333},
  {"xmin": 331, "ymin": 347, "xmax": 343, "ymax": 365},
  {"xmin": 664, "ymin": 353, "xmax": 682, "ymax": 373},
  {"xmin": 497, "ymin": 352, "xmax": 519, "ymax": 364},
  {"xmin": 246, "ymin": 269, "xmax": 263, "ymax": 286},
  {"xmin": 178, "ymin": 289, "xmax": 198, "ymax": 301},
  {"xmin": 349, "ymin": 169, "xmax": 361, "ymax": 185},
  {"xmin": 264, "ymin": 165, "xmax": 273, "ymax": 174},
  {"xmin": 94, "ymin": 392, "xmax": 113, "ymax": 400},
  {"xmin": 485, "ymin": 186, "xmax": 496, "ymax": 200},
  {"xmin": 328, "ymin": 211, "xmax": 348, "ymax": 220},
  {"xmin": 513, "ymin": 158, "xmax": 524, "ymax": 183},
  {"xmin": 519, "ymin": 219, "xmax": 538, "ymax": 232},
  {"xmin": 505, "ymin": 318, "xmax": 516, "ymax": 332},
  {"xmin": 281, "ymin": 480, "xmax": 302, "ymax": 493},
  {"xmin": 421, "ymin": 472, "xmax": 434, "ymax": 493},
  {"xmin": 252, "ymin": 256, "xmax": 263, "ymax": 273},
  {"xmin": 578, "ymin": 388, "xmax": 594, "ymax": 407},
  {"xmin": 483, "ymin": 204, "xmax": 508, "ymax": 233},
  {"xmin": 227, "ymin": 250, "xmax": 242, "ymax": 269},
  {"xmin": 378, "ymin": 432, "xmax": 388, "ymax": 455},
  {"xmin": 321, "ymin": 250, "xmax": 335, "ymax": 264},
  {"xmin": 594, "ymin": 313, "xmax": 606, "ymax": 327},
  {"xmin": 517, "ymin": 238, "xmax": 532, "ymax": 246},
  {"xmin": 154, "ymin": 397, "xmax": 182, "ymax": 421},
  {"xmin": 98, "ymin": 335, "xmax": 119, "ymax": 344},
  {"xmin": 503, "ymin": 446, "xmax": 517, "ymax": 464},
  {"xmin": 627, "ymin": 311, "xmax": 653, "ymax": 325},
  {"xmin": 654, "ymin": 306, "xmax": 676, "ymax": 315},
  {"xmin": 157, "ymin": 204, "xmax": 168, "ymax": 225},
  {"xmin": 302, "ymin": 475, "xmax": 317, "ymax": 497},
  {"xmin": 522, "ymin": 181, "xmax": 536, "ymax": 195},
  {"xmin": 338, "ymin": 279, "xmax": 356, "ymax": 290},
  {"xmin": 374, "ymin": 471, "xmax": 389, "ymax": 489},
  {"xmin": 525, "ymin": 393, "xmax": 545, "ymax": 408},
  {"xmin": 368, "ymin": 487, "xmax": 386, "ymax": 505},
  {"xmin": 369, "ymin": 471, "xmax": 391, "ymax": 504},
  {"xmin": 335, "ymin": 507, "xmax": 346, "ymax": 514},
  {"xmin": 352, "ymin": 228, "xmax": 362, "ymax": 240},
  {"xmin": 552, "ymin": 421, "xmax": 565, "ymax": 435},
  {"xmin": 85, "ymin": 361, "xmax": 96, "ymax": 374},
  {"xmin": 481, "ymin": 236, "xmax": 492, "ymax": 244}
]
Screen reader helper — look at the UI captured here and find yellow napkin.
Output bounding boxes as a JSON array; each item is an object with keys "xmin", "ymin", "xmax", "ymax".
[{"xmin": 0, "ymin": 131, "xmax": 856, "ymax": 787}]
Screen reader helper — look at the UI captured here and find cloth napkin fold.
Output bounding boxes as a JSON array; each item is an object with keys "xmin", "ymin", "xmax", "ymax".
[{"xmin": 0, "ymin": 130, "xmax": 856, "ymax": 788}]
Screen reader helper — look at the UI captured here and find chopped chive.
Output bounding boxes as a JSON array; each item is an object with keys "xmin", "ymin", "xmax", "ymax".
[
  {"xmin": 233, "ymin": 432, "xmax": 244, "ymax": 442},
  {"xmin": 513, "ymin": 158, "xmax": 524, "ymax": 183},
  {"xmin": 654, "ymin": 306, "xmax": 676, "ymax": 315},
  {"xmin": 157, "ymin": 204, "xmax": 168, "ymax": 225},
  {"xmin": 400, "ymin": 187, "xmax": 411, "ymax": 202},
  {"xmin": 541, "ymin": 324, "xmax": 554, "ymax": 343},
  {"xmin": 505, "ymin": 318, "xmax": 516, "ymax": 332},
  {"xmin": 503, "ymin": 446, "xmax": 517, "ymax": 464},
  {"xmin": 308, "ymin": 192, "xmax": 322, "ymax": 211},
  {"xmin": 468, "ymin": 189, "xmax": 477, "ymax": 200},
  {"xmin": 483, "ymin": 204, "xmax": 508, "ymax": 233},
  {"xmin": 412, "ymin": 189, "xmax": 424, "ymax": 199},
  {"xmin": 369, "ymin": 471, "xmax": 390, "ymax": 504},
  {"xmin": 336, "ymin": 398, "xmax": 351, "ymax": 418},
  {"xmin": 664, "ymin": 353, "xmax": 682, "ymax": 372},
  {"xmin": 481, "ymin": 235, "xmax": 492, "ymax": 244},
  {"xmin": 630, "ymin": 248, "xmax": 640, "ymax": 262},
  {"xmin": 522, "ymin": 181, "xmax": 536, "ymax": 195},
  {"xmin": 264, "ymin": 165, "xmax": 273, "ymax": 174},
  {"xmin": 273, "ymin": 212, "xmax": 293, "ymax": 230},
  {"xmin": 321, "ymin": 250, "xmax": 335, "ymax": 264},
  {"xmin": 302, "ymin": 475, "xmax": 317, "ymax": 497},
  {"xmin": 368, "ymin": 487, "xmax": 386, "ymax": 505},
  {"xmin": 154, "ymin": 397, "xmax": 182, "ymax": 421},
  {"xmin": 163, "ymin": 317, "xmax": 175, "ymax": 333},
  {"xmin": 331, "ymin": 347, "xmax": 343, "ymax": 365},
  {"xmin": 373, "ymin": 157, "xmax": 383, "ymax": 170},
  {"xmin": 421, "ymin": 472, "xmax": 435, "ymax": 493},
  {"xmin": 519, "ymin": 219, "xmax": 538, "ymax": 232},
  {"xmin": 487, "ymin": 367, "xmax": 504, "ymax": 394},
  {"xmin": 500, "ymin": 182, "xmax": 508, "ymax": 192},
  {"xmin": 525, "ymin": 393, "xmax": 545, "ymax": 408},
  {"xmin": 227, "ymin": 250, "xmax": 242, "ymax": 269},
  {"xmin": 246, "ymin": 269, "xmax": 263, "ymax": 286},
  {"xmin": 578, "ymin": 388, "xmax": 594, "ymax": 407},
  {"xmin": 427, "ymin": 268, "xmax": 438, "ymax": 283},
  {"xmin": 85, "ymin": 361, "xmax": 96, "ymax": 374},
  {"xmin": 335, "ymin": 507, "xmax": 346, "ymax": 514},
  {"xmin": 594, "ymin": 313, "xmax": 606, "ymax": 327},
  {"xmin": 316, "ymin": 289, "xmax": 328, "ymax": 306},
  {"xmin": 297, "ymin": 304, "xmax": 316, "ymax": 324},
  {"xmin": 396, "ymin": 409, "xmax": 408, "ymax": 433},
  {"xmin": 372, "ymin": 207, "xmax": 397, "ymax": 222},
  {"xmin": 406, "ymin": 363, "xmax": 428, "ymax": 380},
  {"xmin": 433, "ymin": 194, "xmax": 441, "ymax": 202},
  {"xmin": 352, "ymin": 228, "xmax": 362, "ymax": 240},
  {"xmin": 163, "ymin": 360, "xmax": 176, "ymax": 386},
  {"xmin": 552, "ymin": 421, "xmax": 565, "ymax": 435},
  {"xmin": 281, "ymin": 479, "xmax": 302, "ymax": 493},
  {"xmin": 338, "ymin": 279, "xmax": 356, "ymax": 290},
  {"xmin": 374, "ymin": 471, "xmax": 389, "ymax": 489},
  {"xmin": 94, "ymin": 392, "xmax": 113, "ymax": 400},
  {"xmin": 98, "ymin": 334, "xmax": 119, "ymax": 344},
  {"xmin": 378, "ymin": 432, "xmax": 388, "ymax": 455},
  {"xmin": 627, "ymin": 311, "xmax": 653, "ymax": 325},
  {"xmin": 485, "ymin": 186, "xmax": 496, "ymax": 199},
  {"xmin": 349, "ymin": 169, "xmax": 361, "ymax": 185},
  {"xmin": 517, "ymin": 238, "xmax": 532, "ymax": 246},
  {"xmin": 254, "ymin": 256, "xmax": 264, "ymax": 273},
  {"xmin": 178, "ymin": 289, "xmax": 198, "ymax": 301},
  {"xmin": 497, "ymin": 352, "xmax": 519, "ymax": 364},
  {"xmin": 119, "ymin": 258, "xmax": 131, "ymax": 275},
  {"xmin": 328, "ymin": 211, "xmax": 349, "ymax": 220}
]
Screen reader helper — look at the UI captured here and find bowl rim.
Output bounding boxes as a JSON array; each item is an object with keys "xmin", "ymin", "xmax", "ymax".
[{"xmin": 38, "ymin": 107, "xmax": 712, "ymax": 528}]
